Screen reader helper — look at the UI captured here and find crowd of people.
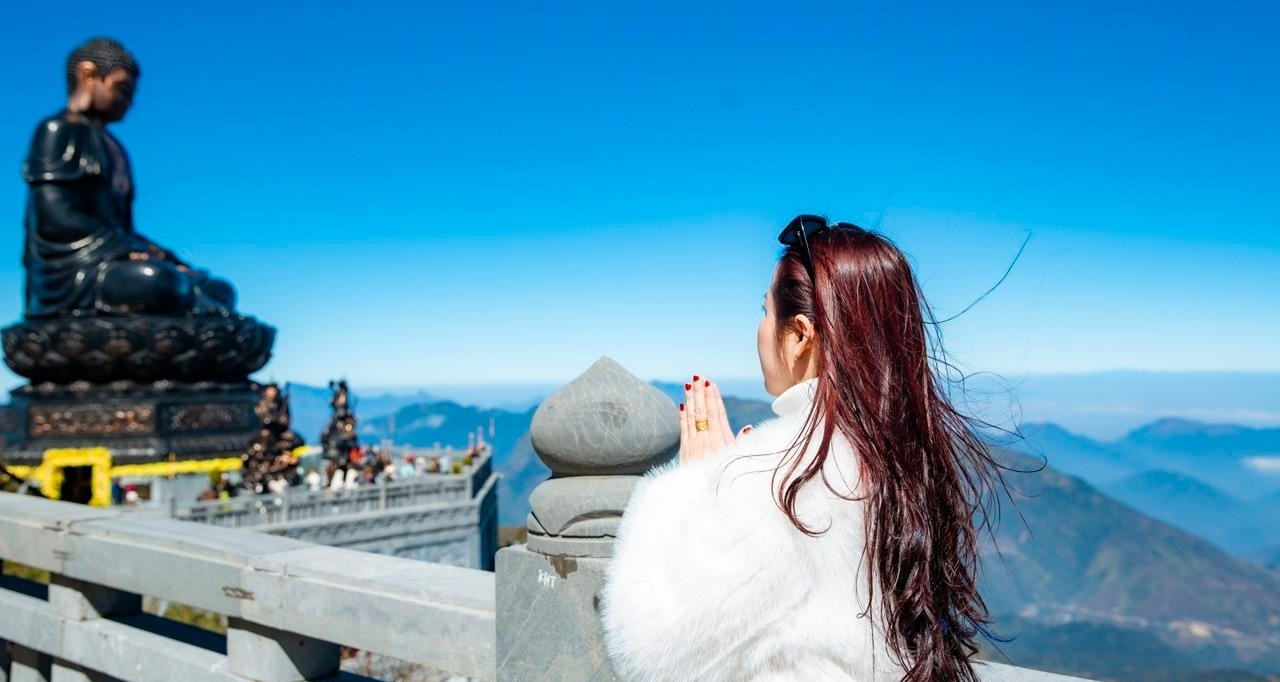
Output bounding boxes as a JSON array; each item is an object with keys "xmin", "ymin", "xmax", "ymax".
[
  {"xmin": 196, "ymin": 379, "xmax": 490, "ymax": 504},
  {"xmin": 311, "ymin": 443, "xmax": 486, "ymax": 492}
]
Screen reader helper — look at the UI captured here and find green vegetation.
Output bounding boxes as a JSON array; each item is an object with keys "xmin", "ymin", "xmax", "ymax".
[
  {"xmin": 143, "ymin": 598, "xmax": 227, "ymax": 635},
  {"xmin": 2, "ymin": 560, "xmax": 50, "ymax": 583}
]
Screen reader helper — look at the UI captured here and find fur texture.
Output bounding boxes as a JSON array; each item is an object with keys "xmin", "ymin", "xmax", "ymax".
[{"xmin": 600, "ymin": 381, "xmax": 906, "ymax": 682}]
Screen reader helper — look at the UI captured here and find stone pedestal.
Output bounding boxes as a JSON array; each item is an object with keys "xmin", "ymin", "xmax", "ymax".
[
  {"xmin": 1, "ymin": 382, "xmax": 259, "ymax": 467},
  {"xmin": 496, "ymin": 546, "xmax": 615, "ymax": 682},
  {"xmin": 495, "ymin": 357, "xmax": 678, "ymax": 681},
  {"xmin": 0, "ymin": 314, "xmax": 275, "ymax": 495}
]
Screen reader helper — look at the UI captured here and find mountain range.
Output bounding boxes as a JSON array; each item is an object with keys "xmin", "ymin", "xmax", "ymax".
[
  {"xmin": 981, "ymin": 449, "xmax": 1280, "ymax": 678},
  {"xmin": 1012, "ymin": 419, "xmax": 1280, "ymax": 558}
]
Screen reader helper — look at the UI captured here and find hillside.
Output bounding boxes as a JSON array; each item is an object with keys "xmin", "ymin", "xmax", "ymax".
[
  {"xmin": 983, "ymin": 616, "xmax": 1277, "ymax": 682},
  {"xmin": 983, "ymin": 450, "xmax": 1280, "ymax": 675},
  {"xmin": 1102, "ymin": 470, "xmax": 1270, "ymax": 555}
]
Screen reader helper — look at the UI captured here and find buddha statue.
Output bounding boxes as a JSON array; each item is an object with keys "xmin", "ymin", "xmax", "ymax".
[
  {"xmin": 4, "ymin": 37, "xmax": 273, "ymax": 386},
  {"xmin": 22, "ymin": 37, "xmax": 236, "ymax": 318}
]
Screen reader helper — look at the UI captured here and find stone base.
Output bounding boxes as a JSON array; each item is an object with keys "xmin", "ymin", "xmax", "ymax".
[
  {"xmin": 0, "ymin": 382, "xmax": 258, "ymax": 467},
  {"xmin": 496, "ymin": 545, "xmax": 620, "ymax": 682},
  {"xmin": 3, "ymin": 314, "xmax": 274, "ymax": 385}
]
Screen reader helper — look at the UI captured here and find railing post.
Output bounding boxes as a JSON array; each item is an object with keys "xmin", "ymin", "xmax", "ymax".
[
  {"xmin": 226, "ymin": 617, "xmax": 340, "ymax": 682},
  {"xmin": 496, "ymin": 357, "xmax": 678, "ymax": 681},
  {"xmin": 46, "ymin": 574, "xmax": 143, "ymax": 682},
  {"xmin": 8, "ymin": 645, "xmax": 51, "ymax": 682},
  {"xmin": 48, "ymin": 574, "xmax": 141, "ymax": 622},
  {"xmin": 43, "ymin": 660, "xmax": 110, "ymax": 682}
]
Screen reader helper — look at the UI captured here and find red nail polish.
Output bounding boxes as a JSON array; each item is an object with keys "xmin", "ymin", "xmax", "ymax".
[
  {"xmin": 684, "ymin": 383, "xmax": 691, "ymax": 390},
  {"xmin": 704, "ymin": 380, "xmax": 710, "ymax": 387},
  {"xmin": 679, "ymin": 403, "xmax": 685, "ymax": 411},
  {"xmin": 693, "ymin": 375, "xmax": 699, "ymax": 381}
]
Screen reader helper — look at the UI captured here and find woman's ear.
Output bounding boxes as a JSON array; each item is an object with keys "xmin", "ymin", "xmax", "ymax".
[
  {"xmin": 793, "ymin": 312, "xmax": 814, "ymax": 355},
  {"xmin": 785, "ymin": 314, "xmax": 818, "ymax": 362}
]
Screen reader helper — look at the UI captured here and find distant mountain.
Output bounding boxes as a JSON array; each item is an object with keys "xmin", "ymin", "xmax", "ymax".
[
  {"xmin": 1113, "ymin": 419, "xmax": 1280, "ymax": 501},
  {"xmin": 357, "ymin": 385, "xmax": 777, "ymax": 525},
  {"xmin": 1003, "ymin": 419, "xmax": 1280, "ymax": 562},
  {"xmin": 1015, "ymin": 422, "xmax": 1146, "ymax": 484},
  {"xmin": 283, "ymin": 382, "xmax": 437, "ymax": 444},
  {"xmin": 983, "ymin": 450, "xmax": 1280, "ymax": 676},
  {"xmin": 360, "ymin": 401, "xmax": 546, "ymax": 526},
  {"xmin": 1247, "ymin": 545, "xmax": 1280, "ymax": 571},
  {"xmin": 976, "ymin": 371, "xmax": 1280, "ymax": 440},
  {"xmin": 1123, "ymin": 418, "xmax": 1279, "ymax": 451},
  {"xmin": 1257, "ymin": 491, "xmax": 1280, "ymax": 529},
  {"xmin": 1102, "ymin": 470, "xmax": 1274, "ymax": 555}
]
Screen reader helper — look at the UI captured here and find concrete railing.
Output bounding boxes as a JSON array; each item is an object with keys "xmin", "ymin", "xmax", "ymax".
[
  {"xmin": 170, "ymin": 451, "xmax": 492, "ymax": 529},
  {"xmin": 0, "ymin": 492, "xmax": 495, "ymax": 682}
]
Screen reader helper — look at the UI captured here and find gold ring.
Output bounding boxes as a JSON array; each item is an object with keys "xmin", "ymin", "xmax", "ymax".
[{"xmin": 694, "ymin": 419, "xmax": 710, "ymax": 432}]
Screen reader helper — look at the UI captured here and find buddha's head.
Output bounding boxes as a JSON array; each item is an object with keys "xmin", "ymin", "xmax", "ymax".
[{"xmin": 65, "ymin": 37, "xmax": 140, "ymax": 123}]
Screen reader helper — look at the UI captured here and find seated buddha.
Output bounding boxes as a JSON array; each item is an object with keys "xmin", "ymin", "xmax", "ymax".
[{"xmin": 22, "ymin": 37, "xmax": 236, "ymax": 319}]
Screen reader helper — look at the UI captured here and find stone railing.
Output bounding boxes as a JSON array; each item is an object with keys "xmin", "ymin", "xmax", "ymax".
[
  {"xmin": 170, "ymin": 451, "xmax": 492, "ymax": 529},
  {"xmin": 0, "ymin": 492, "xmax": 494, "ymax": 682},
  {"xmin": 0, "ymin": 358, "xmax": 1095, "ymax": 682}
]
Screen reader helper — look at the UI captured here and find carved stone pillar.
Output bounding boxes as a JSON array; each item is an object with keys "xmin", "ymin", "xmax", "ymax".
[{"xmin": 495, "ymin": 357, "xmax": 677, "ymax": 682}]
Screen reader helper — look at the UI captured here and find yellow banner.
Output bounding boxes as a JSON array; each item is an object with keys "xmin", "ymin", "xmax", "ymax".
[{"xmin": 7, "ymin": 449, "xmax": 243, "ymax": 506}]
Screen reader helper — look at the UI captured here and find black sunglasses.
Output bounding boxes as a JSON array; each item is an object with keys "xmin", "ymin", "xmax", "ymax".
[{"xmin": 778, "ymin": 214, "xmax": 863, "ymax": 282}]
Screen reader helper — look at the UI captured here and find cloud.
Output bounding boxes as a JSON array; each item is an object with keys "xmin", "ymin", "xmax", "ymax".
[{"xmin": 1243, "ymin": 457, "xmax": 1280, "ymax": 475}]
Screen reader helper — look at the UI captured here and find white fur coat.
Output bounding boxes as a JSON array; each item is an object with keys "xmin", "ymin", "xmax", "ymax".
[{"xmin": 600, "ymin": 379, "xmax": 907, "ymax": 682}]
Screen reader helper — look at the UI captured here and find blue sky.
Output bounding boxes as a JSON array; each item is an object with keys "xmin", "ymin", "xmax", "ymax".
[{"xmin": 1, "ymin": 1, "xmax": 1276, "ymax": 389}]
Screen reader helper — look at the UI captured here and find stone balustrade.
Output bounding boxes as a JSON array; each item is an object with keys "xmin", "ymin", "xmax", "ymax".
[
  {"xmin": 0, "ymin": 358, "xmax": 1096, "ymax": 682},
  {"xmin": 0, "ymin": 492, "xmax": 495, "ymax": 681},
  {"xmin": 170, "ymin": 451, "xmax": 492, "ymax": 529}
]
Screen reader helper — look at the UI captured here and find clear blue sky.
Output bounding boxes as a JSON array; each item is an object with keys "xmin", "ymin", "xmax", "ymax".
[{"xmin": 1, "ymin": 1, "xmax": 1276, "ymax": 389}]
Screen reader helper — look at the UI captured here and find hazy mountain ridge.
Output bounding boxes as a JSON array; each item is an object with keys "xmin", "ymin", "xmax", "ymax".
[
  {"xmin": 359, "ymin": 400, "xmax": 546, "ymax": 527},
  {"xmin": 1102, "ymin": 470, "xmax": 1269, "ymax": 555},
  {"xmin": 1012, "ymin": 419, "xmax": 1280, "ymax": 560}
]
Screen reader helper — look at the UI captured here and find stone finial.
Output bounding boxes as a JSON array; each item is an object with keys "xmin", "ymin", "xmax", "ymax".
[
  {"xmin": 530, "ymin": 356, "xmax": 679, "ymax": 476},
  {"xmin": 524, "ymin": 357, "xmax": 678, "ymax": 557},
  {"xmin": 499, "ymin": 358, "xmax": 676, "ymax": 681}
]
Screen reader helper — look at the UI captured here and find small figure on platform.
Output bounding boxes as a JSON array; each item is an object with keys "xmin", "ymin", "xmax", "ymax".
[
  {"xmin": 241, "ymin": 383, "xmax": 305, "ymax": 494},
  {"xmin": 321, "ymin": 380, "xmax": 359, "ymax": 465},
  {"xmin": 21, "ymin": 37, "xmax": 236, "ymax": 318}
]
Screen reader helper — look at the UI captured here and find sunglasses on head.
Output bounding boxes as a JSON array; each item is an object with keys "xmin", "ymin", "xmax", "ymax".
[{"xmin": 777, "ymin": 214, "xmax": 862, "ymax": 282}]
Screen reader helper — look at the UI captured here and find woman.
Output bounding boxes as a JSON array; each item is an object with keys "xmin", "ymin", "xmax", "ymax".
[{"xmin": 600, "ymin": 215, "xmax": 1003, "ymax": 682}]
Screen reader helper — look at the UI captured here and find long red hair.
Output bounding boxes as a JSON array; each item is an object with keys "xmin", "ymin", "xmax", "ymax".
[{"xmin": 770, "ymin": 224, "xmax": 1005, "ymax": 682}]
